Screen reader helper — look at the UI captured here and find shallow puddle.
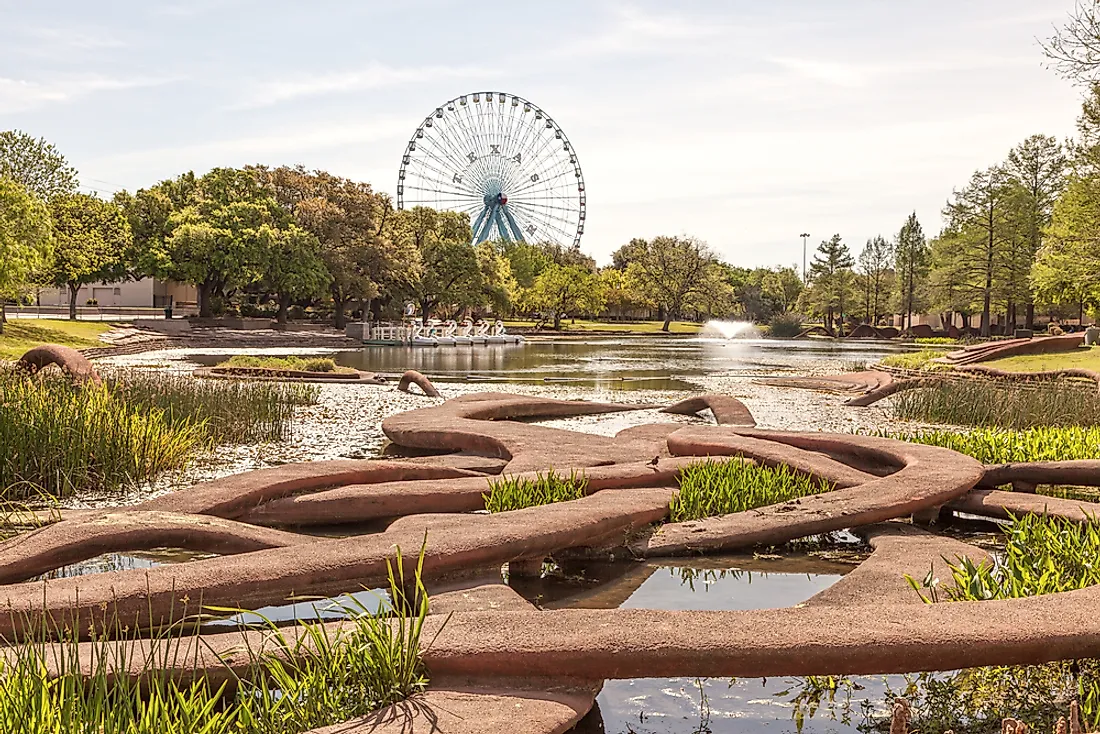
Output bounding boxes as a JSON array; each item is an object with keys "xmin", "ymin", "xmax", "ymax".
[{"xmin": 30, "ymin": 548, "xmax": 213, "ymax": 582}]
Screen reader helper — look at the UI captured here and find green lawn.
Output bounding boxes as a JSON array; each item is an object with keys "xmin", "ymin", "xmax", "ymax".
[
  {"xmin": 0, "ymin": 319, "xmax": 114, "ymax": 361},
  {"xmin": 983, "ymin": 346, "xmax": 1100, "ymax": 373},
  {"xmin": 504, "ymin": 319, "xmax": 702, "ymax": 335}
]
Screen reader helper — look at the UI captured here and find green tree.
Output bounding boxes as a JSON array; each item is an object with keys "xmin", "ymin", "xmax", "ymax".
[
  {"xmin": 145, "ymin": 168, "xmax": 306, "ymax": 317},
  {"xmin": 761, "ymin": 266, "xmax": 804, "ymax": 315},
  {"xmin": 259, "ymin": 225, "xmax": 330, "ymax": 324},
  {"xmin": 895, "ymin": 213, "xmax": 930, "ymax": 331},
  {"xmin": 48, "ymin": 194, "xmax": 132, "ymax": 320},
  {"xmin": 621, "ymin": 235, "xmax": 714, "ymax": 331},
  {"xmin": 857, "ymin": 235, "xmax": 894, "ymax": 325},
  {"xmin": 807, "ymin": 235, "xmax": 855, "ymax": 335},
  {"xmin": 0, "ymin": 178, "xmax": 53, "ymax": 332},
  {"xmin": 391, "ymin": 207, "xmax": 499, "ymax": 319},
  {"xmin": 1032, "ymin": 172, "xmax": 1100, "ymax": 314},
  {"xmin": 0, "ymin": 130, "xmax": 78, "ymax": 201},
  {"xmin": 531, "ymin": 263, "xmax": 605, "ymax": 330},
  {"xmin": 943, "ymin": 167, "xmax": 1013, "ymax": 336},
  {"xmin": 598, "ymin": 267, "xmax": 647, "ymax": 320},
  {"xmin": 251, "ymin": 166, "xmax": 408, "ymax": 329},
  {"xmin": 927, "ymin": 228, "xmax": 973, "ymax": 331},
  {"xmin": 1005, "ymin": 135, "xmax": 1067, "ymax": 326}
]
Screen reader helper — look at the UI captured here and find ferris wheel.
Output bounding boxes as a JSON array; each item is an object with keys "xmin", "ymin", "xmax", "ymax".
[{"xmin": 397, "ymin": 92, "xmax": 586, "ymax": 248}]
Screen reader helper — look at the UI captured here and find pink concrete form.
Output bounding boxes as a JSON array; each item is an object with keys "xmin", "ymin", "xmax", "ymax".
[{"xmin": 4, "ymin": 389, "xmax": 1100, "ymax": 732}]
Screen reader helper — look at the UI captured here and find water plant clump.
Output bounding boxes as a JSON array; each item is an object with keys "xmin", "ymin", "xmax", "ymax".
[
  {"xmin": 483, "ymin": 470, "xmax": 587, "ymax": 512},
  {"xmin": 892, "ymin": 380, "xmax": 1100, "ymax": 428},
  {"xmin": 219, "ymin": 354, "xmax": 352, "ymax": 374},
  {"xmin": 670, "ymin": 459, "xmax": 835, "ymax": 523},
  {"xmin": 902, "ymin": 515, "xmax": 1100, "ymax": 731},
  {"xmin": 887, "ymin": 426, "xmax": 1100, "ymax": 464},
  {"xmin": 0, "ymin": 549, "xmax": 430, "ymax": 734},
  {"xmin": 0, "ymin": 369, "xmax": 317, "ymax": 499},
  {"xmin": 108, "ymin": 368, "xmax": 318, "ymax": 444},
  {"xmin": 877, "ymin": 348, "xmax": 951, "ymax": 371}
]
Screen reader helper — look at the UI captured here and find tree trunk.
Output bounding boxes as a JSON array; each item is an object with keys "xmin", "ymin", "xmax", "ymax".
[
  {"xmin": 420, "ymin": 299, "xmax": 432, "ymax": 321},
  {"xmin": 1026, "ymin": 302, "xmax": 1035, "ymax": 330},
  {"xmin": 554, "ymin": 311, "xmax": 562, "ymax": 330},
  {"xmin": 198, "ymin": 282, "xmax": 212, "ymax": 318},
  {"xmin": 661, "ymin": 315, "xmax": 672, "ymax": 332},
  {"xmin": 276, "ymin": 294, "xmax": 291, "ymax": 325},
  {"xmin": 333, "ymin": 296, "xmax": 348, "ymax": 330},
  {"xmin": 0, "ymin": 303, "xmax": 5, "ymax": 335},
  {"xmin": 68, "ymin": 283, "xmax": 79, "ymax": 321}
]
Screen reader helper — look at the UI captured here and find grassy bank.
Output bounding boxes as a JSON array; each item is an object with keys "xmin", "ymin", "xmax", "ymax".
[
  {"xmin": 1, "ymin": 553, "xmax": 428, "ymax": 734},
  {"xmin": 0, "ymin": 369, "xmax": 317, "ymax": 500},
  {"xmin": 878, "ymin": 348, "xmax": 950, "ymax": 371},
  {"xmin": 0, "ymin": 319, "xmax": 114, "ymax": 361},
  {"xmin": 484, "ymin": 470, "xmax": 587, "ymax": 512},
  {"xmin": 982, "ymin": 345, "xmax": 1100, "ymax": 373},
  {"xmin": 888, "ymin": 426, "xmax": 1100, "ymax": 464}
]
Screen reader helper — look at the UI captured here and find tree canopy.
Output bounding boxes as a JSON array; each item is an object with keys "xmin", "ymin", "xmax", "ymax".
[
  {"xmin": 0, "ymin": 130, "xmax": 78, "ymax": 202},
  {"xmin": 0, "ymin": 178, "xmax": 53, "ymax": 331},
  {"xmin": 48, "ymin": 193, "xmax": 132, "ymax": 320}
]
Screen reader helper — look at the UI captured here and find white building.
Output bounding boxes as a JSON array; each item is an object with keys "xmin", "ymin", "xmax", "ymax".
[{"xmin": 38, "ymin": 278, "xmax": 198, "ymax": 312}]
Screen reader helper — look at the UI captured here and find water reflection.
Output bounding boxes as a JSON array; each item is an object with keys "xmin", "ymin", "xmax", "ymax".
[{"xmin": 186, "ymin": 336, "xmax": 917, "ymax": 392}]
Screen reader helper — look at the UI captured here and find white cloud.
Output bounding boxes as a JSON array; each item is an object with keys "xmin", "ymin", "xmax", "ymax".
[
  {"xmin": 0, "ymin": 74, "xmax": 170, "ymax": 115},
  {"xmin": 235, "ymin": 62, "xmax": 492, "ymax": 109}
]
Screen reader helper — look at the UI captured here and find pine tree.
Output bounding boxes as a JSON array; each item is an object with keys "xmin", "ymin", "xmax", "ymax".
[
  {"xmin": 857, "ymin": 235, "xmax": 894, "ymax": 325},
  {"xmin": 808, "ymin": 234, "xmax": 855, "ymax": 336},
  {"xmin": 894, "ymin": 213, "xmax": 929, "ymax": 331}
]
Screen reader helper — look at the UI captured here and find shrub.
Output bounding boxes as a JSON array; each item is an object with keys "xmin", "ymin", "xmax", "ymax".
[
  {"xmin": 669, "ymin": 459, "xmax": 834, "ymax": 522},
  {"xmin": 221, "ymin": 355, "xmax": 343, "ymax": 374},
  {"xmin": 768, "ymin": 312, "xmax": 804, "ymax": 338},
  {"xmin": 483, "ymin": 470, "xmax": 587, "ymax": 512}
]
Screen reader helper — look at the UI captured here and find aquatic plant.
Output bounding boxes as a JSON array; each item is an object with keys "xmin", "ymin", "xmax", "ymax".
[
  {"xmin": 0, "ymin": 547, "xmax": 431, "ymax": 734},
  {"xmin": 0, "ymin": 369, "xmax": 317, "ymax": 499},
  {"xmin": 887, "ymin": 426, "xmax": 1100, "ymax": 464},
  {"xmin": 877, "ymin": 349, "xmax": 950, "ymax": 371},
  {"xmin": 0, "ymin": 373, "xmax": 203, "ymax": 499},
  {"xmin": 892, "ymin": 380, "xmax": 1100, "ymax": 428},
  {"xmin": 903, "ymin": 515, "xmax": 1100, "ymax": 731},
  {"xmin": 768, "ymin": 312, "xmax": 804, "ymax": 338},
  {"xmin": 109, "ymin": 368, "xmax": 317, "ymax": 443},
  {"xmin": 483, "ymin": 470, "xmax": 587, "ymax": 512},
  {"xmin": 220, "ymin": 354, "xmax": 350, "ymax": 374},
  {"xmin": 669, "ymin": 460, "xmax": 834, "ymax": 522}
]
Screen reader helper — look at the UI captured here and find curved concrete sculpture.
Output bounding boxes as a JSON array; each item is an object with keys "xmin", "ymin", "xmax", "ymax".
[
  {"xmin": 943, "ymin": 334, "xmax": 1085, "ymax": 366},
  {"xmin": 3, "ymin": 391, "xmax": 1100, "ymax": 732},
  {"xmin": 396, "ymin": 369, "xmax": 441, "ymax": 398},
  {"xmin": 16, "ymin": 344, "xmax": 102, "ymax": 386}
]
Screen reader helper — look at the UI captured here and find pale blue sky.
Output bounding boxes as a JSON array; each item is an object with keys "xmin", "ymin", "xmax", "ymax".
[{"xmin": 0, "ymin": 0, "xmax": 1083, "ymax": 267}]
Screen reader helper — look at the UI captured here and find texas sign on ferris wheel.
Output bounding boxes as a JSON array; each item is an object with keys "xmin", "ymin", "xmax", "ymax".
[{"xmin": 396, "ymin": 91, "xmax": 586, "ymax": 249}]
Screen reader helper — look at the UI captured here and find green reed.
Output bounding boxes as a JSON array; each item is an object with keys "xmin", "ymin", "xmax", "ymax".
[
  {"xmin": 483, "ymin": 470, "xmax": 587, "ymax": 513},
  {"xmin": 0, "ymin": 546, "xmax": 431, "ymax": 734},
  {"xmin": 905, "ymin": 514, "xmax": 1100, "ymax": 730},
  {"xmin": 878, "ymin": 349, "xmax": 950, "ymax": 371},
  {"xmin": 887, "ymin": 426, "xmax": 1100, "ymax": 464},
  {"xmin": 0, "ymin": 369, "xmax": 317, "ymax": 500},
  {"xmin": 669, "ymin": 459, "xmax": 835, "ymax": 523},
  {"xmin": 892, "ymin": 380, "xmax": 1100, "ymax": 428}
]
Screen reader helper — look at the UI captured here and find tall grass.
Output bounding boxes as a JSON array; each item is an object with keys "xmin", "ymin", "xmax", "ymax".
[
  {"xmin": 483, "ymin": 470, "xmax": 587, "ymax": 513},
  {"xmin": 670, "ymin": 460, "xmax": 835, "ymax": 522},
  {"xmin": 0, "ymin": 369, "xmax": 317, "ymax": 500},
  {"xmin": 109, "ymin": 369, "xmax": 317, "ymax": 443},
  {"xmin": 893, "ymin": 380, "xmax": 1100, "ymax": 428},
  {"xmin": 887, "ymin": 426, "xmax": 1100, "ymax": 464},
  {"xmin": 905, "ymin": 515, "xmax": 1100, "ymax": 729},
  {"xmin": 0, "ymin": 547, "xmax": 431, "ymax": 734}
]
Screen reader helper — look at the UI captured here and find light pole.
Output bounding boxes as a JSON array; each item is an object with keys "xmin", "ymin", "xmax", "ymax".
[{"xmin": 799, "ymin": 233, "xmax": 811, "ymax": 282}]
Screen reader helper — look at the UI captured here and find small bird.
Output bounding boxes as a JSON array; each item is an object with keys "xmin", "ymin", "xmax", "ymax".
[{"xmin": 647, "ymin": 456, "xmax": 660, "ymax": 471}]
